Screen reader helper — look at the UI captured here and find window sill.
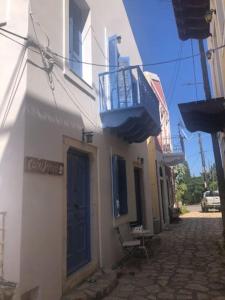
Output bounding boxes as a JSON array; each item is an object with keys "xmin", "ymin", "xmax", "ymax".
[{"xmin": 63, "ymin": 67, "xmax": 96, "ymax": 100}]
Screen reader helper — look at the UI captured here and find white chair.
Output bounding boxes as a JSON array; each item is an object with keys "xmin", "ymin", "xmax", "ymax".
[{"xmin": 115, "ymin": 225, "xmax": 149, "ymax": 261}]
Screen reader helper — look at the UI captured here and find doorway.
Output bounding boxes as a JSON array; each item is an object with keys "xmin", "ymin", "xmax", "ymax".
[
  {"xmin": 134, "ymin": 167, "xmax": 144, "ymax": 226},
  {"xmin": 67, "ymin": 148, "xmax": 91, "ymax": 276}
]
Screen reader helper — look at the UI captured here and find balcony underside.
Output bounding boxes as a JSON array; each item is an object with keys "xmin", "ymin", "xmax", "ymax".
[
  {"xmin": 178, "ymin": 98, "xmax": 225, "ymax": 133},
  {"xmin": 100, "ymin": 106, "xmax": 161, "ymax": 143},
  {"xmin": 163, "ymin": 152, "xmax": 185, "ymax": 166}
]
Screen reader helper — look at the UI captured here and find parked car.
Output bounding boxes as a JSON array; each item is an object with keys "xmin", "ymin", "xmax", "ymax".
[{"xmin": 201, "ymin": 191, "xmax": 221, "ymax": 212}]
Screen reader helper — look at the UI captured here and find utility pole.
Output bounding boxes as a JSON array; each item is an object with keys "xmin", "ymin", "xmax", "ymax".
[
  {"xmin": 178, "ymin": 123, "xmax": 185, "ymax": 153},
  {"xmin": 198, "ymin": 39, "xmax": 225, "ymax": 242},
  {"xmin": 198, "ymin": 133, "xmax": 207, "ymax": 189}
]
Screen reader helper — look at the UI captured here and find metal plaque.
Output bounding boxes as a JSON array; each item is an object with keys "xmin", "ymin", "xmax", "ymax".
[{"xmin": 24, "ymin": 156, "xmax": 64, "ymax": 176}]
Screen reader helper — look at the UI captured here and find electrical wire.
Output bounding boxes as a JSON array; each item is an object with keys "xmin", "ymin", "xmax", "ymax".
[
  {"xmin": 0, "ymin": 27, "xmax": 28, "ymax": 40},
  {"xmin": 0, "ymin": 32, "xmax": 27, "ymax": 47},
  {"xmin": 52, "ymin": 70, "xmax": 99, "ymax": 129},
  {"xmin": 1, "ymin": 52, "xmax": 27, "ymax": 128},
  {"xmin": 166, "ymin": 43, "xmax": 183, "ymax": 101},
  {"xmin": 0, "ymin": 31, "xmax": 40, "ymax": 55},
  {"xmin": 3, "ymin": 27, "xmax": 225, "ymax": 69},
  {"xmin": 166, "ymin": 43, "xmax": 182, "ymax": 100},
  {"xmin": 191, "ymin": 39, "xmax": 198, "ymax": 100},
  {"xmin": 168, "ymin": 44, "xmax": 183, "ymax": 108}
]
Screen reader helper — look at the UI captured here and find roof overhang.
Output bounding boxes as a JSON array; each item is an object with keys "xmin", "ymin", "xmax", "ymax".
[
  {"xmin": 178, "ymin": 98, "xmax": 225, "ymax": 133},
  {"xmin": 172, "ymin": 0, "xmax": 210, "ymax": 40}
]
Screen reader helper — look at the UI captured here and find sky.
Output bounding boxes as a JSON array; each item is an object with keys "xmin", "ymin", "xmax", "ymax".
[{"xmin": 124, "ymin": 0, "xmax": 214, "ymax": 176}]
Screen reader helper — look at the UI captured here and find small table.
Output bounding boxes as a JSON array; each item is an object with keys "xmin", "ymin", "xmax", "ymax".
[{"xmin": 131, "ymin": 229, "xmax": 154, "ymax": 248}]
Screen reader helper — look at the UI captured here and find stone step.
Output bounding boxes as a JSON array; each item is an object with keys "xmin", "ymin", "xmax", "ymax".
[{"xmin": 62, "ymin": 269, "xmax": 118, "ymax": 300}]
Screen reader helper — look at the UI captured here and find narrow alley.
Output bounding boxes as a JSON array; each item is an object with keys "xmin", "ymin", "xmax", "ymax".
[{"xmin": 105, "ymin": 207, "xmax": 225, "ymax": 300}]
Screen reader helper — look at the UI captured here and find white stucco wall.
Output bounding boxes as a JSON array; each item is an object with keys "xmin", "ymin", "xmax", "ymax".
[
  {"xmin": 1, "ymin": 1, "xmax": 154, "ymax": 299},
  {"xmin": 208, "ymin": 0, "xmax": 225, "ymax": 182},
  {"xmin": 0, "ymin": 1, "xmax": 29, "ymax": 295}
]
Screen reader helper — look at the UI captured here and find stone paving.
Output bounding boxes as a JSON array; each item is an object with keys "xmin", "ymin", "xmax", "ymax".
[{"xmin": 105, "ymin": 210, "xmax": 225, "ymax": 300}]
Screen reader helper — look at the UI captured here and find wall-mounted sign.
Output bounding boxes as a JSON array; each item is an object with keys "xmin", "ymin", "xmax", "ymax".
[{"xmin": 24, "ymin": 156, "xmax": 64, "ymax": 176}]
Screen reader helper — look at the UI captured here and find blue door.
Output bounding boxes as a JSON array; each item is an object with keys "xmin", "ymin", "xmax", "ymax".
[{"xmin": 67, "ymin": 148, "xmax": 91, "ymax": 276}]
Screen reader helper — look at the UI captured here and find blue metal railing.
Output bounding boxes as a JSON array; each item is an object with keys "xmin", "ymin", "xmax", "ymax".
[{"xmin": 99, "ymin": 66, "xmax": 160, "ymax": 124}]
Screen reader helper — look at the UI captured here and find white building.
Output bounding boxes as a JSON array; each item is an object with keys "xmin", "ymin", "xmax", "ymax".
[
  {"xmin": 207, "ymin": 0, "xmax": 225, "ymax": 170},
  {"xmin": 0, "ymin": 1, "xmax": 160, "ymax": 299}
]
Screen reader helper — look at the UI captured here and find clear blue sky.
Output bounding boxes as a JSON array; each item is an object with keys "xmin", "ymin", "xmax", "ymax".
[{"xmin": 124, "ymin": 0, "xmax": 214, "ymax": 176}]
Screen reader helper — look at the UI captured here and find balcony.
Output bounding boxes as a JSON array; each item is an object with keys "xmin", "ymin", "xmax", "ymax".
[
  {"xmin": 162, "ymin": 136, "xmax": 185, "ymax": 166},
  {"xmin": 99, "ymin": 66, "xmax": 161, "ymax": 143}
]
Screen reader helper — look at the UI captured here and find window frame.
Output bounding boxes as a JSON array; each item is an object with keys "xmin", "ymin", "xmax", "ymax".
[{"xmin": 63, "ymin": 0, "xmax": 94, "ymax": 98}]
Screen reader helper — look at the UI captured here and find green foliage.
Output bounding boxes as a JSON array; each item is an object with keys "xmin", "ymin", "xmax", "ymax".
[
  {"xmin": 183, "ymin": 176, "xmax": 205, "ymax": 204},
  {"xmin": 174, "ymin": 161, "xmax": 218, "ymax": 205},
  {"xmin": 174, "ymin": 163, "xmax": 189, "ymax": 203},
  {"xmin": 208, "ymin": 180, "xmax": 218, "ymax": 191},
  {"xmin": 179, "ymin": 205, "xmax": 189, "ymax": 215}
]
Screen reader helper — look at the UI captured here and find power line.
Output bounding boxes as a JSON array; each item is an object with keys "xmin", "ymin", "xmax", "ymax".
[
  {"xmin": 3, "ymin": 27, "xmax": 225, "ymax": 69},
  {"xmin": 1, "ymin": 53, "xmax": 27, "ymax": 128},
  {"xmin": 0, "ymin": 31, "xmax": 40, "ymax": 55},
  {"xmin": 166, "ymin": 43, "xmax": 182, "ymax": 99},
  {"xmin": 0, "ymin": 32, "xmax": 26, "ymax": 47},
  {"xmin": 167, "ymin": 43, "xmax": 183, "ymax": 104},
  {"xmin": 52, "ymin": 70, "xmax": 99, "ymax": 129},
  {"xmin": 168, "ymin": 44, "xmax": 183, "ymax": 108},
  {"xmin": 0, "ymin": 27, "xmax": 28, "ymax": 41}
]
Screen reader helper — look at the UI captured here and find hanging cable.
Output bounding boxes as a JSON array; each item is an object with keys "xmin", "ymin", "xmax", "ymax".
[
  {"xmin": 168, "ymin": 44, "xmax": 183, "ymax": 108},
  {"xmin": 0, "ymin": 31, "xmax": 27, "ymax": 47},
  {"xmin": 1, "ymin": 52, "xmax": 27, "ymax": 128},
  {"xmin": 166, "ymin": 43, "xmax": 183, "ymax": 101},
  {"xmin": 52, "ymin": 70, "xmax": 99, "ymax": 129}
]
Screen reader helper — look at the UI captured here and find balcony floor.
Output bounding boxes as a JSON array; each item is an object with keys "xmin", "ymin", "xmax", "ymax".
[{"xmin": 101, "ymin": 106, "xmax": 161, "ymax": 143}]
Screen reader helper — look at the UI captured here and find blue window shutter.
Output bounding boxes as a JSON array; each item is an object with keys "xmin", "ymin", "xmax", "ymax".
[
  {"xmin": 108, "ymin": 36, "xmax": 119, "ymax": 109},
  {"xmin": 112, "ymin": 155, "xmax": 120, "ymax": 218},
  {"xmin": 118, "ymin": 56, "xmax": 133, "ymax": 107},
  {"xmin": 118, "ymin": 157, "xmax": 128, "ymax": 215},
  {"xmin": 109, "ymin": 35, "xmax": 119, "ymax": 71}
]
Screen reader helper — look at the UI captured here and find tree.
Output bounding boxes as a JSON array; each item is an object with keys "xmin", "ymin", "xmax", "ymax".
[
  {"xmin": 184, "ymin": 176, "xmax": 205, "ymax": 204},
  {"xmin": 207, "ymin": 163, "xmax": 218, "ymax": 191},
  {"xmin": 174, "ymin": 163, "xmax": 188, "ymax": 203}
]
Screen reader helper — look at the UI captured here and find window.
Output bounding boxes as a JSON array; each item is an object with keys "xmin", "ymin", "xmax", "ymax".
[
  {"xmin": 112, "ymin": 155, "xmax": 128, "ymax": 218},
  {"xmin": 205, "ymin": 191, "xmax": 219, "ymax": 197},
  {"xmin": 69, "ymin": 0, "xmax": 91, "ymax": 83}
]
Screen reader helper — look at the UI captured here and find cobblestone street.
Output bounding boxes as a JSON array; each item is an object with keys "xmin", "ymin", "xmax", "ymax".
[{"xmin": 105, "ymin": 208, "xmax": 225, "ymax": 300}]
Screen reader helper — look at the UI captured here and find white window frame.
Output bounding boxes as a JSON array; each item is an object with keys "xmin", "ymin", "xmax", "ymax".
[{"xmin": 63, "ymin": 0, "xmax": 94, "ymax": 97}]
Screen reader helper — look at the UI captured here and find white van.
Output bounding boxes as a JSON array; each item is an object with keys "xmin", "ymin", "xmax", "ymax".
[{"xmin": 201, "ymin": 191, "xmax": 221, "ymax": 212}]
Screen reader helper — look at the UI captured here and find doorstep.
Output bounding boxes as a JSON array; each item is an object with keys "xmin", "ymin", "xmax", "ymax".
[{"xmin": 62, "ymin": 269, "xmax": 118, "ymax": 300}]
